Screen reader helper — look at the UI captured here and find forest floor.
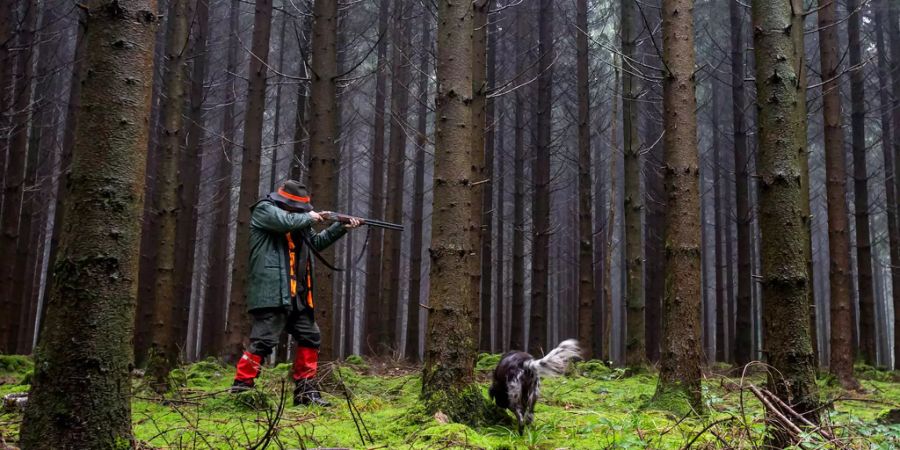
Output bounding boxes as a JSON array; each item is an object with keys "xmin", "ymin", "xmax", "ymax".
[{"xmin": 2, "ymin": 354, "xmax": 900, "ymax": 449}]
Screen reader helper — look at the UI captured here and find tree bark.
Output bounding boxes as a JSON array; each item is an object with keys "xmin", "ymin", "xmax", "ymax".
[
  {"xmin": 575, "ymin": 0, "xmax": 595, "ymax": 359},
  {"xmin": 202, "ymin": 0, "xmax": 240, "ymax": 359},
  {"xmin": 886, "ymin": 0, "xmax": 900, "ymax": 370},
  {"xmin": 145, "ymin": 0, "xmax": 190, "ymax": 389},
  {"xmin": 308, "ymin": 0, "xmax": 340, "ymax": 359},
  {"xmin": 421, "ymin": 0, "xmax": 485, "ymax": 422},
  {"xmin": 621, "ymin": 0, "xmax": 645, "ymax": 367},
  {"xmin": 0, "ymin": 0, "xmax": 37, "ymax": 353},
  {"xmin": 0, "ymin": 0, "xmax": 14, "ymax": 200},
  {"xmin": 654, "ymin": 0, "xmax": 703, "ymax": 412},
  {"xmin": 751, "ymin": 0, "xmax": 820, "ymax": 435},
  {"xmin": 225, "ymin": 0, "xmax": 273, "ymax": 361},
  {"xmin": 510, "ymin": 2, "xmax": 526, "ymax": 352},
  {"xmin": 730, "ymin": 0, "xmax": 752, "ymax": 366},
  {"xmin": 713, "ymin": 82, "xmax": 725, "ymax": 363},
  {"xmin": 529, "ymin": 0, "xmax": 553, "ymax": 356},
  {"xmin": 476, "ymin": 0, "xmax": 494, "ymax": 353},
  {"xmin": 847, "ymin": 0, "xmax": 875, "ymax": 366},
  {"xmin": 363, "ymin": 0, "xmax": 390, "ymax": 355},
  {"xmin": 382, "ymin": 0, "xmax": 411, "ymax": 350},
  {"xmin": 290, "ymin": 12, "xmax": 313, "ymax": 182},
  {"xmin": 406, "ymin": 6, "xmax": 430, "ymax": 361},
  {"xmin": 817, "ymin": 0, "xmax": 858, "ymax": 389},
  {"xmin": 19, "ymin": 0, "xmax": 157, "ymax": 445}
]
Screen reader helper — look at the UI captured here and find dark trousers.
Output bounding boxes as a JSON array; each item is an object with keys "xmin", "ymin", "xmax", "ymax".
[{"xmin": 248, "ymin": 298, "xmax": 320, "ymax": 357}]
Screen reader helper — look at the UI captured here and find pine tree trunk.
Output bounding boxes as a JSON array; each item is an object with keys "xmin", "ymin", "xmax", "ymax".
[
  {"xmin": 621, "ymin": 0, "xmax": 645, "ymax": 367},
  {"xmin": 0, "ymin": 0, "xmax": 37, "ymax": 353},
  {"xmin": 847, "ymin": 0, "xmax": 875, "ymax": 366},
  {"xmin": 0, "ymin": 0, "xmax": 14, "ymax": 200},
  {"xmin": 19, "ymin": 0, "xmax": 157, "ymax": 445},
  {"xmin": 225, "ymin": 0, "xmax": 274, "ymax": 361},
  {"xmin": 421, "ymin": 0, "xmax": 485, "ymax": 422},
  {"xmin": 529, "ymin": 0, "xmax": 553, "ymax": 356},
  {"xmin": 202, "ymin": 0, "xmax": 240, "ymax": 359},
  {"xmin": 575, "ymin": 0, "xmax": 595, "ymax": 359},
  {"xmin": 886, "ymin": 0, "xmax": 900, "ymax": 370},
  {"xmin": 817, "ymin": 0, "xmax": 858, "ymax": 389},
  {"xmin": 654, "ymin": 0, "xmax": 703, "ymax": 413},
  {"xmin": 382, "ymin": 0, "xmax": 411, "ymax": 350},
  {"xmin": 875, "ymin": 0, "xmax": 900, "ymax": 371},
  {"xmin": 270, "ymin": 11, "xmax": 287, "ymax": 189},
  {"xmin": 406, "ymin": 6, "xmax": 430, "ymax": 361},
  {"xmin": 730, "ymin": 0, "xmax": 752, "ymax": 366},
  {"xmin": 713, "ymin": 84, "xmax": 725, "ymax": 363},
  {"xmin": 145, "ymin": 0, "xmax": 190, "ymax": 389},
  {"xmin": 476, "ymin": 0, "xmax": 494, "ymax": 353},
  {"xmin": 509, "ymin": 3, "xmax": 526, "ymax": 352},
  {"xmin": 290, "ymin": 12, "xmax": 313, "ymax": 182},
  {"xmin": 751, "ymin": 0, "xmax": 820, "ymax": 435},
  {"xmin": 308, "ymin": 0, "xmax": 340, "ymax": 359},
  {"xmin": 363, "ymin": 0, "xmax": 390, "ymax": 355}
]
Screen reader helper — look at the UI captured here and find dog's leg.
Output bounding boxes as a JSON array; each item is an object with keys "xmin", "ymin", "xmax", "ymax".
[{"xmin": 514, "ymin": 408, "xmax": 524, "ymax": 435}]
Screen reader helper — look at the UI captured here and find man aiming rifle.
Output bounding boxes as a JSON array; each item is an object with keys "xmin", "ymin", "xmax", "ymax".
[{"xmin": 230, "ymin": 180, "xmax": 363, "ymax": 406}]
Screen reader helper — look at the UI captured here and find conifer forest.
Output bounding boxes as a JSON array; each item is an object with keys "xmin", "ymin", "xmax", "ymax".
[{"xmin": 3, "ymin": 0, "xmax": 900, "ymax": 448}]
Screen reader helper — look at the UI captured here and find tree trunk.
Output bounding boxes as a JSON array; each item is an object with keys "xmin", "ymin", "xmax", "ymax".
[
  {"xmin": 224, "ymin": 0, "xmax": 273, "ymax": 361},
  {"xmin": 202, "ymin": 0, "xmax": 240, "ymax": 359},
  {"xmin": 575, "ymin": 0, "xmax": 595, "ymax": 359},
  {"xmin": 0, "ymin": 0, "xmax": 14, "ymax": 200},
  {"xmin": 847, "ymin": 0, "xmax": 875, "ymax": 366},
  {"xmin": 510, "ymin": 2, "xmax": 526, "ymax": 352},
  {"xmin": 270, "ymin": 11, "xmax": 287, "ymax": 189},
  {"xmin": 621, "ymin": 0, "xmax": 645, "ymax": 367},
  {"xmin": 421, "ymin": 0, "xmax": 485, "ymax": 422},
  {"xmin": 0, "ymin": 0, "xmax": 37, "ymax": 353},
  {"xmin": 290, "ymin": 12, "xmax": 313, "ymax": 182},
  {"xmin": 308, "ymin": 0, "xmax": 340, "ymax": 359},
  {"xmin": 817, "ymin": 0, "xmax": 858, "ymax": 389},
  {"xmin": 730, "ymin": 0, "xmax": 752, "ymax": 366},
  {"xmin": 363, "ymin": 0, "xmax": 389, "ymax": 355},
  {"xmin": 406, "ymin": 6, "xmax": 430, "ymax": 361},
  {"xmin": 713, "ymin": 82, "xmax": 725, "ymax": 363},
  {"xmin": 885, "ymin": 0, "xmax": 900, "ymax": 370},
  {"xmin": 653, "ymin": 0, "xmax": 703, "ymax": 413},
  {"xmin": 19, "ymin": 0, "xmax": 157, "ymax": 445},
  {"xmin": 529, "ymin": 0, "xmax": 553, "ymax": 356},
  {"xmin": 477, "ymin": 0, "xmax": 494, "ymax": 353},
  {"xmin": 145, "ymin": 0, "xmax": 190, "ymax": 390},
  {"xmin": 382, "ymin": 0, "xmax": 410, "ymax": 351},
  {"xmin": 751, "ymin": 0, "xmax": 820, "ymax": 436}
]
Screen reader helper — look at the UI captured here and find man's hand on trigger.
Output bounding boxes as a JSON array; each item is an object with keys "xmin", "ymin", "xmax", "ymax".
[{"xmin": 308, "ymin": 211, "xmax": 324, "ymax": 222}]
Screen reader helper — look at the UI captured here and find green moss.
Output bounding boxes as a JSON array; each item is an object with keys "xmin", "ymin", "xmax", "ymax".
[
  {"xmin": 0, "ymin": 354, "xmax": 33, "ymax": 375},
  {"xmin": 475, "ymin": 353, "xmax": 502, "ymax": 372},
  {"xmin": 646, "ymin": 382, "xmax": 701, "ymax": 417}
]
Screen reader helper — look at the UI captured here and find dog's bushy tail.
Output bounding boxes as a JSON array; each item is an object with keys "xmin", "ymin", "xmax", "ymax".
[{"xmin": 525, "ymin": 339, "xmax": 581, "ymax": 377}]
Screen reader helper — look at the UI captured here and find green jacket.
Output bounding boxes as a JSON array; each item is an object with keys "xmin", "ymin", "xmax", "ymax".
[{"xmin": 247, "ymin": 199, "xmax": 346, "ymax": 311}]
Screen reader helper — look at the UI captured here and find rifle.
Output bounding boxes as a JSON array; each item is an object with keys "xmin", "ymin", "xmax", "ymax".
[{"xmin": 321, "ymin": 212, "xmax": 404, "ymax": 231}]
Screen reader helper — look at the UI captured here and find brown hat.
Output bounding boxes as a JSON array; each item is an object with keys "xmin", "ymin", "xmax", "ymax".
[{"xmin": 268, "ymin": 180, "xmax": 313, "ymax": 212}]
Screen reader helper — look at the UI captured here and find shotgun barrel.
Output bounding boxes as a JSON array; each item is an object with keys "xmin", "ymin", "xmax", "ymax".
[{"xmin": 322, "ymin": 212, "xmax": 404, "ymax": 231}]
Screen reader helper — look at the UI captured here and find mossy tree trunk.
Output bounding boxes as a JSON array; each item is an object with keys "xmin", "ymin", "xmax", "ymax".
[
  {"xmin": 621, "ymin": 0, "xmax": 645, "ymax": 368},
  {"xmin": 575, "ymin": 0, "xmax": 595, "ymax": 359},
  {"xmin": 225, "ymin": 0, "xmax": 273, "ymax": 362},
  {"xmin": 363, "ymin": 0, "xmax": 389, "ymax": 356},
  {"xmin": 529, "ymin": 0, "xmax": 553, "ymax": 356},
  {"xmin": 653, "ymin": 0, "xmax": 704, "ymax": 413},
  {"xmin": 751, "ymin": 0, "xmax": 820, "ymax": 436},
  {"xmin": 19, "ymin": 0, "xmax": 157, "ymax": 446},
  {"xmin": 421, "ymin": 0, "xmax": 484, "ymax": 423},
  {"xmin": 847, "ymin": 0, "xmax": 876, "ymax": 367},
  {"xmin": 817, "ymin": 0, "xmax": 858, "ymax": 390},
  {"xmin": 146, "ymin": 0, "xmax": 189, "ymax": 390},
  {"xmin": 308, "ymin": 0, "xmax": 340, "ymax": 359}
]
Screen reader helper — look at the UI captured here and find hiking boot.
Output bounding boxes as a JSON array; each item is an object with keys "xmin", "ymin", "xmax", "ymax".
[
  {"xmin": 293, "ymin": 379, "xmax": 331, "ymax": 407},
  {"xmin": 230, "ymin": 379, "xmax": 254, "ymax": 393}
]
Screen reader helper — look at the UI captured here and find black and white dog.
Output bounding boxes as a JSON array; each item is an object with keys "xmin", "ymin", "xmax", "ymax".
[{"xmin": 488, "ymin": 339, "xmax": 581, "ymax": 432}]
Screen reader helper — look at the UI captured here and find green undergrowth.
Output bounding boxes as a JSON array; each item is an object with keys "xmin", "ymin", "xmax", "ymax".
[{"xmin": 1, "ymin": 355, "xmax": 900, "ymax": 448}]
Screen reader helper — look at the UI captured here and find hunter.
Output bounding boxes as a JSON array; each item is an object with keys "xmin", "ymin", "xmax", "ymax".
[{"xmin": 230, "ymin": 180, "xmax": 361, "ymax": 406}]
